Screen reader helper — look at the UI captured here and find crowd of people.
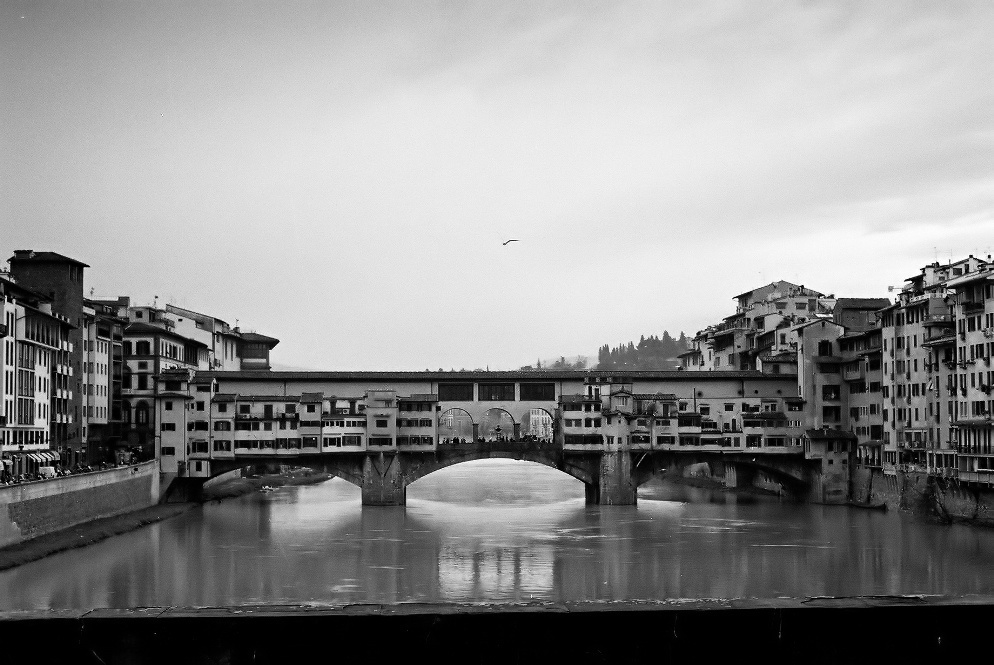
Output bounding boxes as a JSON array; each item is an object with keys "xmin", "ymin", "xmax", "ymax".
[
  {"xmin": 0, "ymin": 450, "xmax": 144, "ymax": 486},
  {"xmin": 439, "ymin": 434, "xmax": 553, "ymax": 445}
]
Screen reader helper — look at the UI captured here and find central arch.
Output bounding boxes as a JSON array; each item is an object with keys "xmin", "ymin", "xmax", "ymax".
[
  {"xmin": 399, "ymin": 442, "xmax": 597, "ymax": 488},
  {"xmin": 481, "ymin": 408, "xmax": 515, "ymax": 441}
]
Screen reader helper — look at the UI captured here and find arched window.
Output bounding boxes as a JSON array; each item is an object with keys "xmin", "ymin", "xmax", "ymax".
[
  {"xmin": 122, "ymin": 402, "xmax": 132, "ymax": 424},
  {"xmin": 135, "ymin": 402, "xmax": 150, "ymax": 426}
]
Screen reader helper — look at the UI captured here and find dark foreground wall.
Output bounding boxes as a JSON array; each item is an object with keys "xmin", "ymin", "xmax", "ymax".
[
  {"xmin": 1, "ymin": 597, "xmax": 992, "ymax": 665},
  {"xmin": 0, "ymin": 461, "xmax": 159, "ymax": 548}
]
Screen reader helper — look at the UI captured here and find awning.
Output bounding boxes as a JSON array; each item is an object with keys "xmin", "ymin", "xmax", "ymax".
[{"xmin": 25, "ymin": 451, "xmax": 59, "ymax": 463}]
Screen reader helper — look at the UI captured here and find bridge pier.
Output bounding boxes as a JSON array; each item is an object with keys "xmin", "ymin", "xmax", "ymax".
[
  {"xmin": 585, "ymin": 452, "xmax": 636, "ymax": 505},
  {"xmin": 361, "ymin": 453, "xmax": 407, "ymax": 506}
]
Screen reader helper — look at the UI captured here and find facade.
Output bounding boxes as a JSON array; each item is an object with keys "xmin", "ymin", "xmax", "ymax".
[
  {"xmin": 81, "ymin": 300, "xmax": 126, "ymax": 464},
  {"xmin": 6, "ymin": 251, "xmax": 87, "ymax": 460},
  {"xmin": 878, "ymin": 257, "xmax": 984, "ymax": 475},
  {"xmin": 944, "ymin": 261, "xmax": 994, "ymax": 482},
  {"xmin": 0, "ymin": 273, "xmax": 72, "ymax": 478}
]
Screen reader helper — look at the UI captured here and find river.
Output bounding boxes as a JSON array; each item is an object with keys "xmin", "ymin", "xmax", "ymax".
[{"xmin": 2, "ymin": 459, "xmax": 994, "ymax": 610}]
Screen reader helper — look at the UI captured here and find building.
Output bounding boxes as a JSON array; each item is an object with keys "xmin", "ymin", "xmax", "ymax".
[
  {"xmin": 683, "ymin": 281, "xmax": 830, "ymax": 372},
  {"xmin": 0, "ymin": 273, "xmax": 72, "ymax": 477},
  {"xmin": 6, "ymin": 250, "xmax": 88, "ymax": 460},
  {"xmin": 877, "ymin": 257, "xmax": 984, "ymax": 474},
  {"xmin": 942, "ymin": 259, "xmax": 994, "ymax": 482},
  {"xmin": 81, "ymin": 299, "xmax": 126, "ymax": 465}
]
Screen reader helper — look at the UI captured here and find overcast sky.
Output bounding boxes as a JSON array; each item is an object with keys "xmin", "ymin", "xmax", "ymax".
[{"xmin": 3, "ymin": 1, "xmax": 993, "ymax": 370}]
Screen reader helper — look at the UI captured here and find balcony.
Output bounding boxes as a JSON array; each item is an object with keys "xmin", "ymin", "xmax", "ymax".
[
  {"xmin": 922, "ymin": 313, "xmax": 953, "ymax": 326},
  {"xmin": 961, "ymin": 300, "xmax": 984, "ymax": 314}
]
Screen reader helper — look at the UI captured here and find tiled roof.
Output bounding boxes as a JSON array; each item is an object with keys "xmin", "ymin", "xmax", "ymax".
[
  {"xmin": 559, "ymin": 394, "xmax": 599, "ymax": 403},
  {"xmin": 239, "ymin": 332, "xmax": 280, "ymax": 347},
  {"xmin": 633, "ymin": 393, "xmax": 677, "ymax": 400},
  {"xmin": 212, "ymin": 393, "xmax": 238, "ymax": 402},
  {"xmin": 157, "ymin": 391, "xmax": 194, "ymax": 399},
  {"xmin": 10, "ymin": 251, "xmax": 89, "ymax": 267},
  {"xmin": 230, "ymin": 395, "xmax": 302, "ymax": 402},
  {"xmin": 125, "ymin": 322, "xmax": 209, "ymax": 347},
  {"xmin": 835, "ymin": 298, "xmax": 891, "ymax": 310},
  {"xmin": 300, "ymin": 392, "xmax": 324, "ymax": 403},
  {"xmin": 760, "ymin": 352, "xmax": 797, "ymax": 363}
]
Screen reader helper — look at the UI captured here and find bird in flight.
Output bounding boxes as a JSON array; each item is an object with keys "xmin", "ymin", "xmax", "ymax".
[{"xmin": 502, "ymin": 239, "xmax": 519, "ymax": 245}]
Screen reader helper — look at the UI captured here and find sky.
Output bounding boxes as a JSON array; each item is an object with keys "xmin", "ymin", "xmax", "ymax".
[{"xmin": 3, "ymin": 1, "xmax": 994, "ymax": 370}]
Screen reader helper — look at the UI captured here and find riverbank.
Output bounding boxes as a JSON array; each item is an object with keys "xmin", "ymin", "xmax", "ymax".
[
  {"xmin": 202, "ymin": 468, "xmax": 333, "ymax": 501},
  {"xmin": 0, "ymin": 502, "xmax": 195, "ymax": 572}
]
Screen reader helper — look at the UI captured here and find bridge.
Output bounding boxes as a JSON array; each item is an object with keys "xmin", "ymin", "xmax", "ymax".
[{"xmin": 188, "ymin": 438, "xmax": 824, "ymax": 505}]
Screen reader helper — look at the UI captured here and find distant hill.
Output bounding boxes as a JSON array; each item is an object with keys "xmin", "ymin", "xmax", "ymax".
[
  {"xmin": 596, "ymin": 332, "xmax": 689, "ymax": 370},
  {"xmin": 519, "ymin": 355, "xmax": 592, "ymax": 371}
]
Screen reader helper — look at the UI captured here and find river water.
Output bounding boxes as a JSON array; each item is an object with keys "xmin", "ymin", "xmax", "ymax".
[{"xmin": 2, "ymin": 460, "xmax": 994, "ymax": 610}]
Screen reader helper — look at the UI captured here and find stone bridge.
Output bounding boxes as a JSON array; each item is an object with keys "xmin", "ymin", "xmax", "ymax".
[{"xmin": 185, "ymin": 442, "xmax": 827, "ymax": 505}]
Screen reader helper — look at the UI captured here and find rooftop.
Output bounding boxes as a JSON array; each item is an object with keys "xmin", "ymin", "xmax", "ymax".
[
  {"xmin": 834, "ymin": 298, "xmax": 891, "ymax": 310},
  {"xmin": 125, "ymin": 322, "xmax": 210, "ymax": 348},
  {"xmin": 239, "ymin": 332, "xmax": 280, "ymax": 347},
  {"xmin": 9, "ymin": 250, "xmax": 89, "ymax": 268}
]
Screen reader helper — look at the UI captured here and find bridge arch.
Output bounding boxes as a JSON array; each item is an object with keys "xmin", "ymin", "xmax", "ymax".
[
  {"xmin": 401, "ymin": 443, "xmax": 596, "ymax": 487},
  {"xmin": 520, "ymin": 408, "xmax": 555, "ymax": 441},
  {"xmin": 632, "ymin": 451, "xmax": 813, "ymax": 496},
  {"xmin": 438, "ymin": 408, "xmax": 475, "ymax": 444},
  {"xmin": 480, "ymin": 408, "xmax": 515, "ymax": 440}
]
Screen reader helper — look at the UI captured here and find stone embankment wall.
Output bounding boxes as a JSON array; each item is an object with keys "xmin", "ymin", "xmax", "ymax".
[
  {"xmin": 0, "ymin": 461, "xmax": 159, "ymax": 549},
  {"xmin": 850, "ymin": 467, "xmax": 994, "ymax": 525}
]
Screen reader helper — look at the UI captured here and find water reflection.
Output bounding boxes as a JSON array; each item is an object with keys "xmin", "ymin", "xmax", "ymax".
[{"xmin": 2, "ymin": 460, "xmax": 994, "ymax": 610}]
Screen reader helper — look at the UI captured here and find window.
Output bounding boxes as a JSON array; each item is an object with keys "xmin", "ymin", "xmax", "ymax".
[
  {"xmin": 375, "ymin": 418, "xmax": 388, "ymax": 428},
  {"xmin": 239, "ymin": 404, "xmax": 250, "ymax": 414},
  {"xmin": 478, "ymin": 383, "xmax": 515, "ymax": 401},
  {"xmin": 196, "ymin": 401, "xmax": 205, "ymax": 411},
  {"xmin": 161, "ymin": 446, "xmax": 175, "ymax": 456},
  {"xmin": 307, "ymin": 404, "xmax": 316, "ymax": 412},
  {"xmin": 285, "ymin": 404, "xmax": 296, "ymax": 414},
  {"xmin": 519, "ymin": 383, "xmax": 555, "ymax": 401},
  {"xmin": 165, "ymin": 401, "xmax": 173, "ymax": 411},
  {"xmin": 369, "ymin": 436, "xmax": 393, "ymax": 446},
  {"xmin": 160, "ymin": 423, "xmax": 175, "ymax": 431},
  {"xmin": 439, "ymin": 383, "xmax": 474, "ymax": 401},
  {"xmin": 214, "ymin": 421, "xmax": 231, "ymax": 431},
  {"xmin": 218, "ymin": 403, "xmax": 227, "ymax": 413}
]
